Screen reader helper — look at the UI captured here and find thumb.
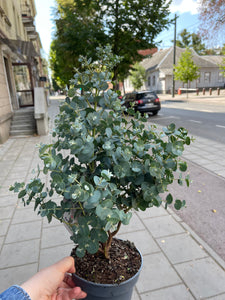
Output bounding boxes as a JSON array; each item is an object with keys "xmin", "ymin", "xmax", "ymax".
[{"xmin": 53, "ymin": 256, "xmax": 76, "ymax": 274}]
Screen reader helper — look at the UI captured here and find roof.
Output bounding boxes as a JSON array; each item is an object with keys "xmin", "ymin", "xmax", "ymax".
[
  {"xmin": 141, "ymin": 46, "xmax": 220, "ymax": 71},
  {"xmin": 138, "ymin": 48, "xmax": 158, "ymax": 57},
  {"xmin": 203, "ymin": 55, "xmax": 225, "ymax": 65}
]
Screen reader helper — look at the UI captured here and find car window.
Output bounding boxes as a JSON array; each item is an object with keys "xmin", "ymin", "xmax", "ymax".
[
  {"xmin": 137, "ymin": 93, "xmax": 155, "ymax": 100},
  {"xmin": 125, "ymin": 93, "xmax": 136, "ymax": 101}
]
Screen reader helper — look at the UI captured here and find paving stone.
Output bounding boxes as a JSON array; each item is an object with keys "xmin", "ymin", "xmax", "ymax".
[
  {"xmin": 118, "ymin": 213, "xmax": 145, "ymax": 234},
  {"xmin": 140, "ymin": 284, "xmax": 194, "ymax": 300},
  {"xmin": 39, "ymin": 243, "xmax": 74, "ymax": 270},
  {"xmin": 0, "ymin": 187, "xmax": 13, "ymax": 196},
  {"xmin": 41, "ymin": 225, "xmax": 72, "ymax": 249},
  {"xmin": 136, "ymin": 253, "xmax": 181, "ymax": 293},
  {"xmin": 0, "ymin": 194, "xmax": 18, "ymax": 207},
  {"xmin": 217, "ymin": 170, "xmax": 225, "ymax": 177},
  {"xmin": 118, "ymin": 230, "xmax": 160, "ymax": 255},
  {"xmin": 5, "ymin": 220, "xmax": 42, "ymax": 243},
  {"xmin": 0, "ymin": 219, "xmax": 10, "ymax": 236},
  {"xmin": 0, "ymin": 263, "xmax": 38, "ymax": 292},
  {"xmin": 143, "ymin": 215, "xmax": 185, "ymax": 238},
  {"xmin": 156, "ymin": 233, "xmax": 208, "ymax": 264},
  {"xmin": 136, "ymin": 206, "xmax": 168, "ymax": 219},
  {"xmin": 0, "ymin": 236, "xmax": 4, "ymax": 249},
  {"xmin": 43, "ymin": 216, "xmax": 61, "ymax": 227},
  {"xmin": 12, "ymin": 207, "xmax": 40, "ymax": 224},
  {"xmin": 208, "ymin": 293, "xmax": 225, "ymax": 299},
  {"xmin": 131, "ymin": 288, "xmax": 139, "ymax": 300},
  {"xmin": 175, "ymin": 257, "xmax": 225, "ymax": 299},
  {"xmin": 0, "ymin": 206, "xmax": 15, "ymax": 219},
  {"xmin": 0, "ymin": 239, "xmax": 39, "ymax": 268}
]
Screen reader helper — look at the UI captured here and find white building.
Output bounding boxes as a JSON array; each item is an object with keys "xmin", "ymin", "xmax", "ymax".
[{"xmin": 124, "ymin": 46, "xmax": 225, "ymax": 94}]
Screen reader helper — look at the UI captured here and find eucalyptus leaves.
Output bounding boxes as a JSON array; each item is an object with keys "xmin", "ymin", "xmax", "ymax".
[{"xmin": 10, "ymin": 46, "xmax": 191, "ymax": 258}]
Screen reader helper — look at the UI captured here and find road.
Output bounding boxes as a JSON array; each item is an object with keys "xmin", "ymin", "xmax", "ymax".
[
  {"xmin": 148, "ymin": 99, "xmax": 225, "ymax": 261},
  {"xmin": 150, "ymin": 100, "xmax": 225, "ymax": 144}
]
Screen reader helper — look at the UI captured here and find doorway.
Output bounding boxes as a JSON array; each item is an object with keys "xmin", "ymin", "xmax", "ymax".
[{"xmin": 12, "ymin": 63, "xmax": 34, "ymax": 107}]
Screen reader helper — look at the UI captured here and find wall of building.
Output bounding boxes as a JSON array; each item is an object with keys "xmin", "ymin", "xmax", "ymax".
[
  {"xmin": 0, "ymin": 46, "xmax": 13, "ymax": 143},
  {"xmin": 145, "ymin": 70, "xmax": 161, "ymax": 92},
  {"xmin": 0, "ymin": 0, "xmax": 43, "ymax": 144}
]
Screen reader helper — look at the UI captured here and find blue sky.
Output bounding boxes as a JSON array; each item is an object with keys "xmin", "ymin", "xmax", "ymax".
[{"xmin": 34, "ymin": 0, "xmax": 216, "ymax": 58}]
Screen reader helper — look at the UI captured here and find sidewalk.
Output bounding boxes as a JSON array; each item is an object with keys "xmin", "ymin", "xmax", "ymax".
[
  {"xmin": 0, "ymin": 99, "xmax": 225, "ymax": 299},
  {"xmin": 158, "ymin": 89, "xmax": 225, "ymax": 104}
]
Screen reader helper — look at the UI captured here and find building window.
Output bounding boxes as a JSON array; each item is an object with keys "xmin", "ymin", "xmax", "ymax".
[
  {"xmin": 153, "ymin": 75, "xmax": 155, "ymax": 86},
  {"xmin": 204, "ymin": 72, "xmax": 211, "ymax": 83},
  {"xmin": 197, "ymin": 72, "xmax": 201, "ymax": 83},
  {"xmin": 148, "ymin": 76, "xmax": 151, "ymax": 86},
  {"xmin": 218, "ymin": 72, "xmax": 224, "ymax": 82}
]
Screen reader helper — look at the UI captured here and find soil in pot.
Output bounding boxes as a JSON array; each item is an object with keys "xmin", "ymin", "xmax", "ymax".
[{"xmin": 71, "ymin": 238, "xmax": 142, "ymax": 284}]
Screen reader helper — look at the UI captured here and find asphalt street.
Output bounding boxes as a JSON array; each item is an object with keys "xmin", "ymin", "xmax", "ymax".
[
  {"xmin": 150, "ymin": 102, "xmax": 225, "ymax": 144},
  {"xmin": 149, "ymin": 96, "xmax": 225, "ymax": 261}
]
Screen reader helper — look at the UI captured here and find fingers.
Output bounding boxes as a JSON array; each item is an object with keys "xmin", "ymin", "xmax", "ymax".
[
  {"xmin": 57, "ymin": 286, "xmax": 87, "ymax": 299},
  {"xmin": 63, "ymin": 273, "xmax": 76, "ymax": 288}
]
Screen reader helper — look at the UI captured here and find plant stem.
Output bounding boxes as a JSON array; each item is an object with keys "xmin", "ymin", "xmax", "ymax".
[{"xmin": 103, "ymin": 221, "xmax": 122, "ymax": 259}]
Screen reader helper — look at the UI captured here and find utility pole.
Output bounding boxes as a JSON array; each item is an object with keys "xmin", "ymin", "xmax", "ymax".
[{"xmin": 172, "ymin": 14, "xmax": 178, "ymax": 98}]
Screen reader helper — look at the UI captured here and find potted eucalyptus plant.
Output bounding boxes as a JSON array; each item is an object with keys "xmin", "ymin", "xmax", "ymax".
[{"xmin": 10, "ymin": 46, "xmax": 191, "ymax": 300}]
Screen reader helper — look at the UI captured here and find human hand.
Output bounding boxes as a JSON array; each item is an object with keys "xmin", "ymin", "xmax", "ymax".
[{"xmin": 21, "ymin": 256, "xmax": 87, "ymax": 300}]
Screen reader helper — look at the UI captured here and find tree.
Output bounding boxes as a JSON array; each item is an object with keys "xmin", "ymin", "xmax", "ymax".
[
  {"xmin": 219, "ymin": 44, "xmax": 225, "ymax": 77},
  {"xmin": 198, "ymin": 0, "xmax": 225, "ymax": 42},
  {"xmin": 129, "ymin": 63, "xmax": 146, "ymax": 91},
  {"xmin": 175, "ymin": 29, "xmax": 205, "ymax": 55},
  {"xmin": 50, "ymin": 0, "xmax": 172, "ymax": 87},
  {"xmin": 174, "ymin": 48, "xmax": 200, "ymax": 98},
  {"xmin": 50, "ymin": 1, "xmax": 107, "ymax": 87}
]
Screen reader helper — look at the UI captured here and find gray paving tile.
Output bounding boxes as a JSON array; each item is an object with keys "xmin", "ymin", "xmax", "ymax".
[
  {"xmin": 136, "ymin": 206, "xmax": 168, "ymax": 219},
  {"xmin": 143, "ymin": 215, "xmax": 185, "ymax": 238},
  {"xmin": 39, "ymin": 243, "xmax": 74, "ymax": 270},
  {"xmin": 0, "ymin": 263, "xmax": 38, "ymax": 292},
  {"xmin": 0, "ymin": 186, "xmax": 14, "ymax": 195},
  {"xmin": 136, "ymin": 253, "xmax": 181, "ymax": 293},
  {"xmin": 175, "ymin": 257, "xmax": 225, "ymax": 298},
  {"xmin": 118, "ymin": 230, "xmax": 160, "ymax": 255},
  {"xmin": 0, "ymin": 239, "xmax": 39, "ymax": 268},
  {"xmin": 12, "ymin": 207, "xmax": 40, "ymax": 224},
  {"xmin": 0, "ymin": 236, "xmax": 4, "ymax": 249},
  {"xmin": 118, "ymin": 213, "xmax": 145, "ymax": 234},
  {"xmin": 208, "ymin": 293, "xmax": 225, "ymax": 299},
  {"xmin": 5, "ymin": 220, "xmax": 42, "ymax": 243},
  {"xmin": 217, "ymin": 170, "xmax": 225, "ymax": 177},
  {"xmin": 0, "ymin": 194, "xmax": 18, "ymax": 207},
  {"xmin": 0, "ymin": 219, "xmax": 10, "ymax": 236},
  {"xmin": 0, "ymin": 206, "xmax": 15, "ymax": 219},
  {"xmin": 43, "ymin": 216, "xmax": 61, "ymax": 227},
  {"xmin": 131, "ymin": 288, "xmax": 139, "ymax": 300},
  {"xmin": 202, "ymin": 163, "xmax": 225, "ymax": 172},
  {"xmin": 41, "ymin": 225, "xmax": 72, "ymax": 249},
  {"xmin": 140, "ymin": 284, "xmax": 194, "ymax": 300},
  {"xmin": 6, "ymin": 172, "xmax": 27, "ymax": 180},
  {"xmin": 156, "ymin": 233, "xmax": 208, "ymax": 264}
]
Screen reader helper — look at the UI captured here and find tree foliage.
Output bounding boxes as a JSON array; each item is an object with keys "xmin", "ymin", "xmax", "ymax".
[
  {"xmin": 174, "ymin": 48, "xmax": 200, "ymax": 97},
  {"xmin": 198, "ymin": 0, "xmax": 225, "ymax": 42},
  {"xmin": 129, "ymin": 63, "xmax": 146, "ymax": 91},
  {"xmin": 219, "ymin": 44, "xmax": 225, "ymax": 77},
  {"xmin": 49, "ymin": 1, "xmax": 106, "ymax": 88},
  {"xmin": 175, "ymin": 29, "xmax": 205, "ymax": 55},
  {"xmin": 50, "ymin": 0, "xmax": 172, "ymax": 86}
]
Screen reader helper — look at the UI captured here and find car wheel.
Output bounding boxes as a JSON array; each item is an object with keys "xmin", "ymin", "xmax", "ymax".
[{"xmin": 152, "ymin": 111, "xmax": 158, "ymax": 116}]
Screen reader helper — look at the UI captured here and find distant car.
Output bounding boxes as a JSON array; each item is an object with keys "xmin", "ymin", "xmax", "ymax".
[{"xmin": 122, "ymin": 91, "xmax": 161, "ymax": 116}]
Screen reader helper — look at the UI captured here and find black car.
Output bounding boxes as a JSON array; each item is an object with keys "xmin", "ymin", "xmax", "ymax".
[{"xmin": 122, "ymin": 91, "xmax": 161, "ymax": 116}]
